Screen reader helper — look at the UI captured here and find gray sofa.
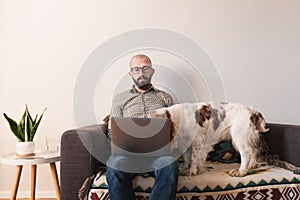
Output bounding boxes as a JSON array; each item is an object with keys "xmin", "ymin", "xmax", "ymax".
[{"xmin": 60, "ymin": 123, "xmax": 300, "ymax": 200}]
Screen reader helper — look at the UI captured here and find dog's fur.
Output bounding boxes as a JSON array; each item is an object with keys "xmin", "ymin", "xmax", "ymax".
[{"xmin": 150, "ymin": 102, "xmax": 269, "ymax": 177}]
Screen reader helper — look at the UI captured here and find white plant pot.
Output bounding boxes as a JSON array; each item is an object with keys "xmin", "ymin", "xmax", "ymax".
[{"xmin": 16, "ymin": 141, "xmax": 35, "ymax": 156}]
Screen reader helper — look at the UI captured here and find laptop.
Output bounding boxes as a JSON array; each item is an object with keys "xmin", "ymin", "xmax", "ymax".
[{"xmin": 110, "ymin": 117, "xmax": 172, "ymax": 157}]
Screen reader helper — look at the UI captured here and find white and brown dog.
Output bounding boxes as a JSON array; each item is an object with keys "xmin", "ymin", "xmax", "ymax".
[{"xmin": 150, "ymin": 102, "xmax": 269, "ymax": 177}]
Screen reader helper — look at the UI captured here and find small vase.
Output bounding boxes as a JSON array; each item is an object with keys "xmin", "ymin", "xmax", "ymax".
[{"xmin": 16, "ymin": 141, "xmax": 35, "ymax": 156}]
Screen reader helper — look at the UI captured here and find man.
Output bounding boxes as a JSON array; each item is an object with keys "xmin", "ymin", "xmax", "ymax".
[{"xmin": 106, "ymin": 54, "xmax": 179, "ymax": 200}]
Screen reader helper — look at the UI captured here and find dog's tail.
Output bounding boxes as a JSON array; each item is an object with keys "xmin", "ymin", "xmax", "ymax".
[{"xmin": 250, "ymin": 111, "xmax": 269, "ymax": 133}]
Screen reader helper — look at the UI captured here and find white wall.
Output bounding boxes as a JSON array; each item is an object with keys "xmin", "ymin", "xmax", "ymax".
[{"xmin": 1, "ymin": 0, "xmax": 300, "ymax": 198}]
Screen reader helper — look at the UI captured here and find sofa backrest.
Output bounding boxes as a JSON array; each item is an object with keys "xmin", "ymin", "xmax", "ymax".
[{"xmin": 265, "ymin": 123, "xmax": 300, "ymax": 167}]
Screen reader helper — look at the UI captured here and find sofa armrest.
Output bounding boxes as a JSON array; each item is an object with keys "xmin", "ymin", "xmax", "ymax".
[
  {"xmin": 265, "ymin": 123, "xmax": 300, "ymax": 167},
  {"xmin": 60, "ymin": 124, "xmax": 111, "ymax": 200}
]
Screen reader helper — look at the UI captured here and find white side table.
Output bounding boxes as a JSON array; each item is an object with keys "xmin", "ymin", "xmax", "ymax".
[{"xmin": 1, "ymin": 152, "xmax": 60, "ymax": 200}]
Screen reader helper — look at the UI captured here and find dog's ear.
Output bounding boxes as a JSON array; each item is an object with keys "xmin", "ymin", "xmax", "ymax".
[
  {"xmin": 165, "ymin": 110, "xmax": 177, "ymax": 139},
  {"xmin": 165, "ymin": 110, "xmax": 171, "ymax": 119},
  {"xmin": 195, "ymin": 105, "xmax": 211, "ymax": 127},
  {"xmin": 250, "ymin": 112, "xmax": 269, "ymax": 132}
]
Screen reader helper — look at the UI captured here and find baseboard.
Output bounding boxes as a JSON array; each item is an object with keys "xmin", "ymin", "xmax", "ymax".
[{"xmin": 0, "ymin": 191, "xmax": 56, "ymax": 198}]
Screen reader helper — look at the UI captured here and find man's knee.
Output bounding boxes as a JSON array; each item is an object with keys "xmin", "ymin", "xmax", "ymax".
[{"xmin": 153, "ymin": 156, "xmax": 178, "ymax": 170}]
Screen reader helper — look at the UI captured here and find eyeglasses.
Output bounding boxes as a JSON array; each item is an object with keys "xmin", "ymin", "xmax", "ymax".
[{"xmin": 130, "ymin": 66, "xmax": 152, "ymax": 74}]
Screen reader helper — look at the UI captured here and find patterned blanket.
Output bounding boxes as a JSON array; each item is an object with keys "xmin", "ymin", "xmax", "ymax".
[{"xmin": 85, "ymin": 162, "xmax": 300, "ymax": 200}]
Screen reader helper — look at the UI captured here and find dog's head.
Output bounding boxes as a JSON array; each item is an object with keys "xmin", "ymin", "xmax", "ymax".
[
  {"xmin": 150, "ymin": 108, "xmax": 176, "ymax": 138},
  {"xmin": 150, "ymin": 108, "xmax": 171, "ymax": 118},
  {"xmin": 250, "ymin": 112, "xmax": 269, "ymax": 133}
]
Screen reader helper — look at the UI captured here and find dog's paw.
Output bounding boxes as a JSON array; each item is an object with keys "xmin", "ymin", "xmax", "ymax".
[
  {"xmin": 180, "ymin": 169, "xmax": 198, "ymax": 176},
  {"xmin": 180, "ymin": 167, "xmax": 198, "ymax": 176},
  {"xmin": 179, "ymin": 170, "xmax": 190, "ymax": 176},
  {"xmin": 178, "ymin": 162, "xmax": 189, "ymax": 171},
  {"xmin": 179, "ymin": 165, "xmax": 188, "ymax": 171},
  {"xmin": 228, "ymin": 169, "xmax": 247, "ymax": 177}
]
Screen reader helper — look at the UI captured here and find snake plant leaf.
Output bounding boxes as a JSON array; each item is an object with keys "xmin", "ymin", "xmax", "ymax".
[
  {"xmin": 26, "ymin": 105, "xmax": 34, "ymax": 123},
  {"xmin": 26, "ymin": 105, "xmax": 34, "ymax": 141},
  {"xmin": 28, "ymin": 107, "xmax": 47, "ymax": 142},
  {"xmin": 26, "ymin": 114, "xmax": 34, "ymax": 141},
  {"xmin": 3, "ymin": 113, "xmax": 22, "ymax": 141},
  {"xmin": 17, "ymin": 123, "xmax": 26, "ymax": 142},
  {"xmin": 18, "ymin": 109, "xmax": 27, "ymax": 142}
]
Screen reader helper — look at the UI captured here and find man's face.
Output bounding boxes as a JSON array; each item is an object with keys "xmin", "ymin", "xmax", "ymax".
[{"xmin": 129, "ymin": 57, "xmax": 154, "ymax": 88}]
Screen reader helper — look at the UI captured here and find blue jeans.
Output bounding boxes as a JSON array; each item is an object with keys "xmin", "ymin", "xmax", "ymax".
[{"xmin": 106, "ymin": 155, "xmax": 179, "ymax": 200}]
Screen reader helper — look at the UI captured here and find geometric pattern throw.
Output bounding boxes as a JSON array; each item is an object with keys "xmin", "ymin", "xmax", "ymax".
[{"xmin": 88, "ymin": 162, "xmax": 300, "ymax": 200}]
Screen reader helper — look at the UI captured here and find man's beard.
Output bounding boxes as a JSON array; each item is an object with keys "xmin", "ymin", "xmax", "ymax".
[{"xmin": 133, "ymin": 76, "xmax": 152, "ymax": 90}]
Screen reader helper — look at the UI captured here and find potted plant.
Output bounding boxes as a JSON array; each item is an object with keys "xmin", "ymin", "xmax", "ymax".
[{"xmin": 3, "ymin": 105, "xmax": 47, "ymax": 156}]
